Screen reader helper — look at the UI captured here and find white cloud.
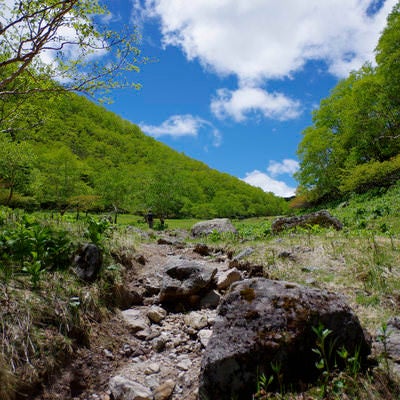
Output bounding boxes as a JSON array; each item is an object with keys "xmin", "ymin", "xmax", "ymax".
[
  {"xmin": 140, "ymin": 114, "xmax": 222, "ymax": 146},
  {"xmin": 268, "ymin": 159, "xmax": 300, "ymax": 177},
  {"xmin": 242, "ymin": 170, "xmax": 297, "ymax": 198},
  {"xmin": 211, "ymin": 87, "xmax": 301, "ymax": 122},
  {"xmin": 142, "ymin": 0, "xmax": 396, "ymax": 82}
]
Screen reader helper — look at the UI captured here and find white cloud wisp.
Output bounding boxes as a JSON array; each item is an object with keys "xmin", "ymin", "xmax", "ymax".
[
  {"xmin": 268, "ymin": 159, "xmax": 300, "ymax": 177},
  {"xmin": 242, "ymin": 158, "xmax": 299, "ymax": 197},
  {"xmin": 140, "ymin": 114, "xmax": 222, "ymax": 146},
  {"xmin": 211, "ymin": 87, "xmax": 302, "ymax": 122},
  {"xmin": 242, "ymin": 170, "xmax": 297, "ymax": 198}
]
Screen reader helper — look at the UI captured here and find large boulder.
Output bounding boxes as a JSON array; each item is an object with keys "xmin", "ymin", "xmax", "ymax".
[
  {"xmin": 73, "ymin": 243, "xmax": 102, "ymax": 282},
  {"xmin": 158, "ymin": 260, "xmax": 217, "ymax": 309},
  {"xmin": 199, "ymin": 278, "xmax": 371, "ymax": 400},
  {"xmin": 271, "ymin": 210, "xmax": 343, "ymax": 234},
  {"xmin": 191, "ymin": 218, "xmax": 237, "ymax": 237}
]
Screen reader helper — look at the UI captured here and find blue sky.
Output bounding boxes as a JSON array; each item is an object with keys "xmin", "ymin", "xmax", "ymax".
[{"xmin": 102, "ymin": 0, "xmax": 396, "ymax": 197}]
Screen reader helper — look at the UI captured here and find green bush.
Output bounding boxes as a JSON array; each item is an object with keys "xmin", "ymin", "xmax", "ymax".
[
  {"xmin": 0, "ymin": 218, "xmax": 73, "ymax": 272},
  {"xmin": 340, "ymin": 155, "xmax": 400, "ymax": 193}
]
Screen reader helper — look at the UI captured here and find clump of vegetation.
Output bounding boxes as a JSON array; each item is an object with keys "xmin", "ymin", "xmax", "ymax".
[{"xmin": 0, "ymin": 209, "xmax": 129, "ymax": 398}]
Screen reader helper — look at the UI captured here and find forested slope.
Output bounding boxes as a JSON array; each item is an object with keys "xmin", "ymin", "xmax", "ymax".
[{"xmin": 0, "ymin": 93, "xmax": 287, "ymax": 218}]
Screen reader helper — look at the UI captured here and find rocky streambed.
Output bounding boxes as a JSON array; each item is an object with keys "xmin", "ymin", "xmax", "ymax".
[{"xmin": 35, "ymin": 224, "xmax": 400, "ymax": 400}]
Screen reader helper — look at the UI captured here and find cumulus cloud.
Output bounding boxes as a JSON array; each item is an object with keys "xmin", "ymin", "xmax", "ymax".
[
  {"xmin": 140, "ymin": 114, "xmax": 222, "ymax": 146},
  {"xmin": 268, "ymin": 159, "xmax": 300, "ymax": 177},
  {"xmin": 242, "ymin": 170, "xmax": 297, "ymax": 198},
  {"xmin": 136, "ymin": 0, "xmax": 396, "ymax": 124},
  {"xmin": 211, "ymin": 87, "xmax": 302, "ymax": 122},
  {"xmin": 141, "ymin": 0, "xmax": 396, "ymax": 82}
]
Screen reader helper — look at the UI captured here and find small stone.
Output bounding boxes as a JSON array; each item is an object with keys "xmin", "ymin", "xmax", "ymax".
[
  {"xmin": 121, "ymin": 309, "xmax": 149, "ymax": 333},
  {"xmin": 216, "ymin": 268, "xmax": 242, "ymax": 290},
  {"xmin": 154, "ymin": 379, "xmax": 175, "ymax": 400},
  {"xmin": 177, "ymin": 358, "xmax": 192, "ymax": 371},
  {"xmin": 147, "ymin": 306, "xmax": 167, "ymax": 324},
  {"xmin": 103, "ymin": 349, "xmax": 114, "ymax": 359},
  {"xmin": 144, "ymin": 362, "xmax": 161, "ymax": 375},
  {"xmin": 135, "ymin": 327, "xmax": 153, "ymax": 340},
  {"xmin": 198, "ymin": 329, "xmax": 213, "ymax": 348},
  {"xmin": 152, "ymin": 337, "xmax": 167, "ymax": 353},
  {"xmin": 109, "ymin": 375, "xmax": 152, "ymax": 400},
  {"xmin": 200, "ymin": 290, "xmax": 221, "ymax": 309},
  {"xmin": 184, "ymin": 311, "xmax": 208, "ymax": 330}
]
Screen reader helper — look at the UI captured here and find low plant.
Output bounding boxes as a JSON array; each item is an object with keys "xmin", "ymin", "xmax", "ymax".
[
  {"xmin": 377, "ymin": 322, "xmax": 392, "ymax": 377},
  {"xmin": 22, "ymin": 253, "xmax": 44, "ymax": 289},
  {"xmin": 312, "ymin": 323, "xmax": 335, "ymax": 396},
  {"xmin": 84, "ymin": 216, "xmax": 111, "ymax": 246}
]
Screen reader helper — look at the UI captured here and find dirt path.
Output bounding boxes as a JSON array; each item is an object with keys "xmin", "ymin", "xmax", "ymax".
[{"xmin": 36, "ymin": 238, "xmax": 227, "ymax": 400}]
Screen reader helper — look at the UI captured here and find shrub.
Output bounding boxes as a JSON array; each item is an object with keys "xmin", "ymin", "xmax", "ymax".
[{"xmin": 340, "ymin": 155, "xmax": 400, "ymax": 193}]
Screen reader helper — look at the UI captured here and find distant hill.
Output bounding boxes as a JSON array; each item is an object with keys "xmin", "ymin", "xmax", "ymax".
[{"xmin": 0, "ymin": 93, "xmax": 288, "ymax": 218}]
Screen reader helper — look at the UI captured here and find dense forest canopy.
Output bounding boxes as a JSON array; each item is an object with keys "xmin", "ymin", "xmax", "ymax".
[
  {"xmin": 295, "ymin": 2, "xmax": 400, "ymax": 203},
  {"xmin": 0, "ymin": 92, "xmax": 288, "ymax": 218}
]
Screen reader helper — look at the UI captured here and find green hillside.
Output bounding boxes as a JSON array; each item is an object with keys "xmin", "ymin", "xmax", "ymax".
[{"xmin": 0, "ymin": 93, "xmax": 287, "ymax": 219}]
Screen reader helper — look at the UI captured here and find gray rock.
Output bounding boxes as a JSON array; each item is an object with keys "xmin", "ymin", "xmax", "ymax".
[
  {"xmin": 216, "ymin": 268, "xmax": 242, "ymax": 290},
  {"xmin": 199, "ymin": 278, "xmax": 370, "ymax": 400},
  {"xmin": 121, "ymin": 309, "xmax": 150, "ymax": 333},
  {"xmin": 233, "ymin": 247, "xmax": 254, "ymax": 261},
  {"xmin": 375, "ymin": 317, "xmax": 400, "ymax": 376},
  {"xmin": 184, "ymin": 311, "xmax": 209, "ymax": 330},
  {"xmin": 177, "ymin": 357, "xmax": 192, "ymax": 371},
  {"xmin": 191, "ymin": 218, "xmax": 237, "ymax": 237},
  {"xmin": 158, "ymin": 260, "xmax": 217, "ymax": 307},
  {"xmin": 198, "ymin": 329, "xmax": 213, "ymax": 348},
  {"xmin": 147, "ymin": 306, "xmax": 167, "ymax": 324},
  {"xmin": 154, "ymin": 379, "xmax": 175, "ymax": 400},
  {"xmin": 144, "ymin": 362, "xmax": 161, "ymax": 375},
  {"xmin": 74, "ymin": 243, "xmax": 102, "ymax": 282},
  {"xmin": 271, "ymin": 210, "xmax": 343, "ymax": 234},
  {"xmin": 109, "ymin": 375, "xmax": 153, "ymax": 400},
  {"xmin": 200, "ymin": 290, "xmax": 221, "ymax": 309}
]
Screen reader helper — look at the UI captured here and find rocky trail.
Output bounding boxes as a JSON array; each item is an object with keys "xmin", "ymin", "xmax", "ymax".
[
  {"xmin": 32, "ymin": 218, "xmax": 400, "ymax": 400},
  {"xmin": 36, "ymin": 234, "xmax": 237, "ymax": 400}
]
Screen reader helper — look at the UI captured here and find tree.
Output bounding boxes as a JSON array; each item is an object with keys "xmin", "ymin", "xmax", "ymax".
[
  {"xmin": 140, "ymin": 169, "xmax": 184, "ymax": 223},
  {"xmin": 375, "ymin": 3, "xmax": 400, "ymax": 108},
  {"xmin": 0, "ymin": 136, "xmax": 35, "ymax": 204},
  {"xmin": 32, "ymin": 146, "xmax": 91, "ymax": 212},
  {"xmin": 0, "ymin": 0, "xmax": 142, "ymax": 97},
  {"xmin": 93, "ymin": 166, "xmax": 133, "ymax": 223}
]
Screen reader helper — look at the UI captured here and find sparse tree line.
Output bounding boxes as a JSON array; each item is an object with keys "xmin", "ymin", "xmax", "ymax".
[{"xmin": 296, "ymin": 3, "xmax": 400, "ymax": 203}]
